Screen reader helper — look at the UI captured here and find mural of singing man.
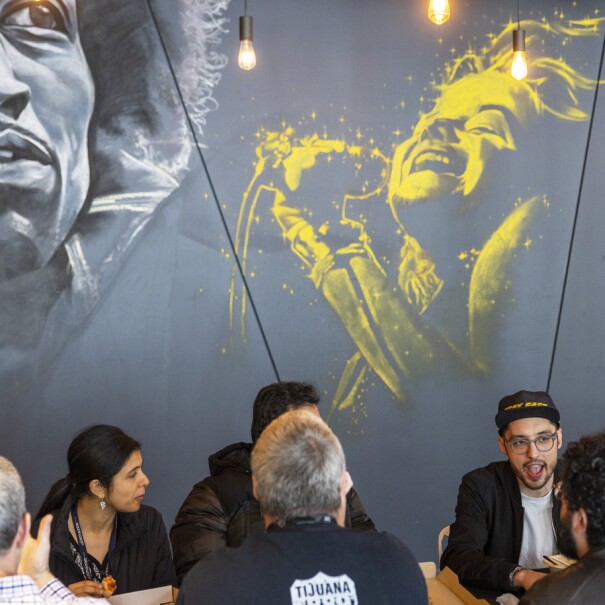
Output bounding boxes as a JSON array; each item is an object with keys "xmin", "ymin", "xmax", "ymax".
[
  {"xmin": 233, "ymin": 17, "xmax": 604, "ymax": 414},
  {"xmin": 0, "ymin": 0, "xmax": 227, "ymax": 376}
]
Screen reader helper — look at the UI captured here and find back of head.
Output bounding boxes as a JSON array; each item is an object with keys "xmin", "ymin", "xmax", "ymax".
[
  {"xmin": 251, "ymin": 381, "xmax": 320, "ymax": 443},
  {"xmin": 0, "ymin": 457, "xmax": 26, "ymax": 555},
  {"xmin": 251, "ymin": 409, "xmax": 345, "ymax": 525},
  {"xmin": 36, "ymin": 424, "xmax": 141, "ymax": 521},
  {"xmin": 562, "ymin": 431, "xmax": 605, "ymax": 549}
]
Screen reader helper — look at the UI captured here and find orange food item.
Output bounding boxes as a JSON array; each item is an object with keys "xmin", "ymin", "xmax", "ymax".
[{"xmin": 102, "ymin": 575, "xmax": 117, "ymax": 596}]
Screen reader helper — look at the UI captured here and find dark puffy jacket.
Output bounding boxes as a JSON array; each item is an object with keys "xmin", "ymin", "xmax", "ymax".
[
  {"xmin": 519, "ymin": 546, "xmax": 605, "ymax": 605},
  {"xmin": 170, "ymin": 442, "xmax": 376, "ymax": 584},
  {"xmin": 34, "ymin": 495, "xmax": 175, "ymax": 594},
  {"xmin": 440, "ymin": 460, "xmax": 562, "ymax": 592}
]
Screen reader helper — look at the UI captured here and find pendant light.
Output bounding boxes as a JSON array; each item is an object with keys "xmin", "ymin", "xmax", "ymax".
[
  {"xmin": 511, "ymin": 1, "xmax": 527, "ymax": 80},
  {"xmin": 428, "ymin": 0, "xmax": 451, "ymax": 25},
  {"xmin": 239, "ymin": 0, "xmax": 256, "ymax": 71}
]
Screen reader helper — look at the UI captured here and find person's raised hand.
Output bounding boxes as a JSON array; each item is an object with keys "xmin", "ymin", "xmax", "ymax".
[{"xmin": 17, "ymin": 513, "xmax": 54, "ymax": 589}]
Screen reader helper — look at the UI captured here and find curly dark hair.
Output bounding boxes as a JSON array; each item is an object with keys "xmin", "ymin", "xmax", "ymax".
[
  {"xmin": 251, "ymin": 382, "xmax": 321, "ymax": 443},
  {"xmin": 562, "ymin": 431, "xmax": 605, "ymax": 548}
]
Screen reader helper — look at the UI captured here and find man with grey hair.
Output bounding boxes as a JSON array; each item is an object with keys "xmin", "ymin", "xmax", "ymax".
[
  {"xmin": 177, "ymin": 410, "xmax": 428, "ymax": 604},
  {"xmin": 0, "ymin": 456, "xmax": 110, "ymax": 603}
]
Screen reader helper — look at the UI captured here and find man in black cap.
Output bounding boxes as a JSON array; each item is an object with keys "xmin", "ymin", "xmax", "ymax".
[{"xmin": 441, "ymin": 390, "xmax": 563, "ymax": 594}]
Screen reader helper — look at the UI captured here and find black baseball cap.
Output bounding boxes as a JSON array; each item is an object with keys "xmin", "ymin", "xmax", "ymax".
[{"xmin": 495, "ymin": 390, "xmax": 560, "ymax": 432}]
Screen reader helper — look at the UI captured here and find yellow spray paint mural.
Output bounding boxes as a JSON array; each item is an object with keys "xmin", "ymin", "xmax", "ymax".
[{"xmin": 231, "ymin": 18, "xmax": 604, "ymax": 417}]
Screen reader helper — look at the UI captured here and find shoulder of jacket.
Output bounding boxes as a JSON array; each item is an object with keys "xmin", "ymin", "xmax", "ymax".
[
  {"xmin": 203, "ymin": 472, "xmax": 253, "ymax": 515},
  {"xmin": 460, "ymin": 461, "xmax": 519, "ymax": 502},
  {"xmin": 520, "ymin": 567, "xmax": 580, "ymax": 604},
  {"xmin": 118, "ymin": 504, "xmax": 164, "ymax": 535},
  {"xmin": 139, "ymin": 504, "xmax": 163, "ymax": 520}
]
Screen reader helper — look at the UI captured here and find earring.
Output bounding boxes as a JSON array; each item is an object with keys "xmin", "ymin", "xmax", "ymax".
[{"xmin": 100, "ymin": 497, "xmax": 106, "ymax": 510}]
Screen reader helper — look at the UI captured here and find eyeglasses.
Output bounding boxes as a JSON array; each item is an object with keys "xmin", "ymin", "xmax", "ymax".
[{"xmin": 504, "ymin": 433, "xmax": 558, "ymax": 455}]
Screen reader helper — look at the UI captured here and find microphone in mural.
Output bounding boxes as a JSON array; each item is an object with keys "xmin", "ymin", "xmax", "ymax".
[
  {"xmin": 232, "ymin": 17, "xmax": 604, "ymax": 416},
  {"xmin": 0, "ymin": 0, "xmax": 228, "ymax": 379}
]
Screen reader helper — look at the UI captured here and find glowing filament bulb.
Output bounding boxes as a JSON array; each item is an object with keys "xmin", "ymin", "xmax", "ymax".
[
  {"xmin": 511, "ymin": 51, "xmax": 527, "ymax": 80},
  {"xmin": 511, "ymin": 29, "xmax": 527, "ymax": 80},
  {"xmin": 239, "ymin": 39, "xmax": 256, "ymax": 70},
  {"xmin": 239, "ymin": 15, "xmax": 256, "ymax": 71},
  {"xmin": 428, "ymin": 0, "xmax": 450, "ymax": 25}
]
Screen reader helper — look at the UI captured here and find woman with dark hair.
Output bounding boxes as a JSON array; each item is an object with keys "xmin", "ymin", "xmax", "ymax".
[{"xmin": 34, "ymin": 425, "xmax": 174, "ymax": 598}]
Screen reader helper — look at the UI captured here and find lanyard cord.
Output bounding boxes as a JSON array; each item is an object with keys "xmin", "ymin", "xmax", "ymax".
[{"xmin": 71, "ymin": 503, "xmax": 117, "ymax": 581}]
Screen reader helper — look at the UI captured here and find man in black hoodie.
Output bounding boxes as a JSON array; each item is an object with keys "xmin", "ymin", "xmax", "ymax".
[{"xmin": 170, "ymin": 381, "xmax": 375, "ymax": 584}]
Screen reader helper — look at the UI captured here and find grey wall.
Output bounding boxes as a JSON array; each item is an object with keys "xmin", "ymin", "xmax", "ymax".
[{"xmin": 2, "ymin": 0, "xmax": 605, "ymax": 564}]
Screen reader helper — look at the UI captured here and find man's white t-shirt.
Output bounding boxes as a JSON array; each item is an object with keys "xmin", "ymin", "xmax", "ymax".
[{"xmin": 518, "ymin": 490, "xmax": 557, "ymax": 569}]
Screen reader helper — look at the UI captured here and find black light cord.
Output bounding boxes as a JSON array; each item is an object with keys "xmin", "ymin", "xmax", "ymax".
[
  {"xmin": 143, "ymin": 0, "xmax": 281, "ymax": 381},
  {"xmin": 547, "ymin": 27, "xmax": 605, "ymax": 391}
]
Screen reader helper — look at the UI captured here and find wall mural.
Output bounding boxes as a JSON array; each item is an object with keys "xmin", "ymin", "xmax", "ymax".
[
  {"xmin": 1, "ymin": 0, "xmax": 604, "ymax": 563},
  {"xmin": 231, "ymin": 16, "xmax": 604, "ymax": 419},
  {"xmin": 0, "ymin": 0, "xmax": 227, "ymax": 394}
]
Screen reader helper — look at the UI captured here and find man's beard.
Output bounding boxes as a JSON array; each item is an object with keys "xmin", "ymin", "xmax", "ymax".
[{"xmin": 557, "ymin": 510, "xmax": 579, "ymax": 559}]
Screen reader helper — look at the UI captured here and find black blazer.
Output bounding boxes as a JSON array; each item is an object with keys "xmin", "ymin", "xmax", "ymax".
[{"xmin": 441, "ymin": 460, "xmax": 562, "ymax": 592}]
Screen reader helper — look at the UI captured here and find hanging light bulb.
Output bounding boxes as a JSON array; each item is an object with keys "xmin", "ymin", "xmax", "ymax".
[
  {"xmin": 511, "ymin": 30, "xmax": 527, "ymax": 80},
  {"xmin": 238, "ymin": 4, "xmax": 256, "ymax": 71},
  {"xmin": 428, "ymin": 0, "xmax": 450, "ymax": 25},
  {"xmin": 510, "ymin": 1, "xmax": 527, "ymax": 80}
]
